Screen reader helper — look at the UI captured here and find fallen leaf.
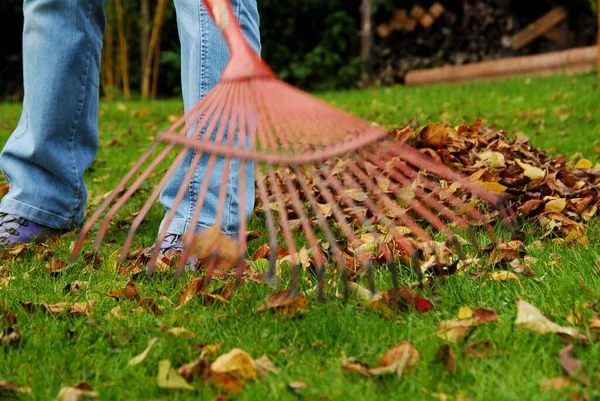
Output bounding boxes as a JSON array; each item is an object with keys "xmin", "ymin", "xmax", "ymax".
[
  {"xmin": 514, "ymin": 299, "xmax": 587, "ymax": 342},
  {"xmin": 188, "ymin": 225, "xmax": 241, "ymax": 272},
  {"xmin": 157, "ymin": 360, "xmax": 195, "ymax": 390},
  {"xmin": 167, "ymin": 327, "xmax": 197, "ymax": 338},
  {"xmin": 589, "ymin": 314, "xmax": 600, "ymax": 330},
  {"xmin": 106, "ymin": 280, "xmax": 140, "ymax": 301},
  {"xmin": 253, "ymin": 354, "xmax": 279, "ymax": 378},
  {"xmin": 211, "ymin": 348, "xmax": 256, "ymax": 380},
  {"xmin": 539, "ymin": 377, "xmax": 575, "ymax": 392},
  {"xmin": 457, "ymin": 307, "xmax": 473, "ymax": 320},
  {"xmin": 545, "ymin": 198, "xmax": 567, "ymax": 213},
  {"xmin": 434, "ymin": 344, "xmax": 456, "ymax": 372},
  {"xmin": 45, "ymin": 257, "xmax": 69, "ymax": 275},
  {"xmin": 559, "ymin": 344, "xmax": 580, "ymax": 377},
  {"xmin": 56, "ymin": 383, "xmax": 98, "ymax": 401},
  {"xmin": 516, "ymin": 159, "xmax": 546, "ymax": 181},
  {"xmin": 0, "ymin": 381, "xmax": 31, "ymax": 397},
  {"xmin": 342, "ymin": 342, "xmax": 419, "ymax": 379},
  {"xmin": 489, "ymin": 270, "xmax": 520, "ymax": 283},
  {"xmin": 256, "ymin": 289, "xmax": 309, "ymax": 316},
  {"xmin": 128, "ymin": 337, "xmax": 159, "ymax": 367}
]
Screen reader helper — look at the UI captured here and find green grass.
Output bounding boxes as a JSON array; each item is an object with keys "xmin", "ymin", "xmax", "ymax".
[{"xmin": 1, "ymin": 72, "xmax": 600, "ymax": 401}]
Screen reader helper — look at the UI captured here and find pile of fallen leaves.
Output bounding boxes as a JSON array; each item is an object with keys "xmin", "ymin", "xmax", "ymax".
[{"xmin": 392, "ymin": 120, "xmax": 600, "ymax": 243}]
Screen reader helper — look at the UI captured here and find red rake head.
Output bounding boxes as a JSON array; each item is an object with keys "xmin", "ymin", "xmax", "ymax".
[{"xmin": 71, "ymin": 0, "xmax": 515, "ymax": 299}]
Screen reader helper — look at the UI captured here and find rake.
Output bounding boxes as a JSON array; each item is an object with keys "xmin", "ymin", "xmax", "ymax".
[{"xmin": 71, "ymin": 0, "xmax": 514, "ymax": 299}]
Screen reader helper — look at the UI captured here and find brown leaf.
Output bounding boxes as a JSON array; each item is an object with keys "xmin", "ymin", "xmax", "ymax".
[
  {"xmin": 177, "ymin": 277, "xmax": 232, "ymax": 308},
  {"xmin": 188, "ymin": 225, "xmax": 241, "ymax": 273},
  {"xmin": 539, "ymin": 377, "xmax": 575, "ymax": 392},
  {"xmin": 434, "ymin": 344, "xmax": 456, "ymax": 372},
  {"xmin": 559, "ymin": 344, "xmax": 581, "ymax": 378},
  {"xmin": 45, "ymin": 257, "xmax": 69, "ymax": 275},
  {"xmin": 420, "ymin": 123, "xmax": 453, "ymax": 149},
  {"xmin": 21, "ymin": 301, "xmax": 96, "ymax": 317},
  {"xmin": 0, "ymin": 381, "xmax": 31, "ymax": 397},
  {"xmin": 343, "ymin": 342, "xmax": 419, "ymax": 379},
  {"xmin": 256, "ymin": 290, "xmax": 309, "ymax": 316},
  {"xmin": 253, "ymin": 355, "xmax": 279, "ymax": 378},
  {"xmin": 472, "ymin": 307, "xmax": 500, "ymax": 325},
  {"xmin": 589, "ymin": 314, "xmax": 600, "ymax": 331},
  {"xmin": 106, "ymin": 280, "xmax": 140, "ymax": 301}
]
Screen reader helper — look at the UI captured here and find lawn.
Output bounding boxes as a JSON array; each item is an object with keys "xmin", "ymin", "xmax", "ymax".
[{"xmin": 0, "ymin": 72, "xmax": 599, "ymax": 401}]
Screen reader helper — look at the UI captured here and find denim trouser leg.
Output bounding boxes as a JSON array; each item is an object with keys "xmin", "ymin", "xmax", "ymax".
[
  {"xmin": 159, "ymin": 0, "xmax": 260, "ymax": 237},
  {"xmin": 0, "ymin": 0, "xmax": 106, "ymax": 230}
]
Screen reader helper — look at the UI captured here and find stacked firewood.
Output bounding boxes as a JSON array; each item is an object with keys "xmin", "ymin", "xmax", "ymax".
[{"xmin": 372, "ymin": 0, "xmax": 597, "ymax": 85}]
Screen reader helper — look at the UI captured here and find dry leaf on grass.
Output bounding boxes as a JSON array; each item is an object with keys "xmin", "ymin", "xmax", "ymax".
[
  {"xmin": 437, "ymin": 307, "xmax": 499, "ymax": 343},
  {"xmin": 559, "ymin": 344, "xmax": 581, "ymax": 378},
  {"xmin": 188, "ymin": 225, "xmax": 241, "ymax": 273},
  {"xmin": 157, "ymin": 360, "xmax": 195, "ymax": 391},
  {"xmin": 106, "ymin": 280, "xmax": 140, "ymax": 301},
  {"xmin": 211, "ymin": 348, "xmax": 256, "ymax": 380},
  {"xmin": 128, "ymin": 337, "xmax": 159, "ymax": 367},
  {"xmin": 515, "ymin": 299, "xmax": 587, "ymax": 342},
  {"xmin": 0, "ymin": 381, "xmax": 31, "ymax": 397},
  {"xmin": 342, "ymin": 342, "xmax": 419, "ymax": 379},
  {"xmin": 434, "ymin": 344, "xmax": 456, "ymax": 372},
  {"xmin": 256, "ymin": 289, "xmax": 310, "ymax": 317},
  {"xmin": 56, "ymin": 383, "xmax": 98, "ymax": 401},
  {"xmin": 21, "ymin": 301, "xmax": 96, "ymax": 317}
]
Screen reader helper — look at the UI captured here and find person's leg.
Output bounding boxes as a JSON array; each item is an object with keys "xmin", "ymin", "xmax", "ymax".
[
  {"xmin": 158, "ymin": 0, "xmax": 260, "ymax": 241},
  {"xmin": 0, "ymin": 0, "xmax": 106, "ymax": 240}
]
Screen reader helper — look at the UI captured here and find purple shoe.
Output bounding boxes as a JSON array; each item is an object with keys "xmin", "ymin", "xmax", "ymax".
[
  {"xmin": 143, "ymin": 233, "xmax": 198, "ymax": 273},
  {"xmin": 0, "ymin": 212, "xmax": 61, "ymax": 247}
]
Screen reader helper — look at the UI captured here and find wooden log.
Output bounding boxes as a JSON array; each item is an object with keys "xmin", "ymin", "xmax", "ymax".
[
  {"xmin": 429, "ymin": 2, "xmax": 445, "ymax": 19},
  {"xmin": 377, "ymin": 23, "xmax": 392, "ymax": 38},
  {"xmin": 410, "ymin": 5, "xmax": 426, "ymax": 21},
  {"xmin": 511, "ymin": 7, "xmax": 567, "ymax": 50},
  {"xmin": 420, "ymin": 14, "xmax": 435, "ymax": 29},
  {"xmin": 403, "ymin": 17, "xmax": 417, "ymax": 32},
  {"xmin": 405, "ymin": 46, "xmax": 598, "ymax": 86},
  {"xmin": 391, "ymin": 9, "xmax": 408, "ymax": 28}
]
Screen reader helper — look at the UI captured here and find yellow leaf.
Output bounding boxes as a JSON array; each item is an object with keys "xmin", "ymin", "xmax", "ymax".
[
  {"xmin": 211, "ymin": 349, "xmax": 257, "ymax": 380},
  {"xmin": 574, "ymin": 159, "xmax": 593, "ymax": 169},
  {"xmin": 157, "ymin": 360, "xmax": 195, "ymax": 390},
  {"xmin": 477, "ymin": 151, "xmax": 506, "ymax": 168},
  {"xmin": 344, "ymin": 189, "xmax": 368, "ymax": 202},
  {"xmin": 545, "ymin": 198, "xmax": 567, "ymax": 213},
  {"xmin": 490, "ymin": 271, "xmax": 520, "ymax": 283},
  {"xmin": 128, "ymin": 338, "xmax": 159, "ymax": 367},
  {"xmin": 516, "ymin": 159, "xmax": 546, "ymax": 181},
  {"xmin": 458, "ymin": 306, "xmax": 473, "ymax": 320},
  {"xmin": 477, "ymin": 181, "xmax": 507, "ymax": 193}
]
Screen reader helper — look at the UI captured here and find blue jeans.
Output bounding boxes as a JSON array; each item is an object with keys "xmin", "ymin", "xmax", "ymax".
[{"xmin": 0, "ymin": 0, "xmax": 260, "ymax": 238}]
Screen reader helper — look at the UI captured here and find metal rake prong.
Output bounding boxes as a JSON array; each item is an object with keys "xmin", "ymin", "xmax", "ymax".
[
  {"xmin": 70, "ymin": 84, "xmax": 228, "ymax": 263},
  {"xmin": 146, "ymin": 83, "xmax": 236, "ymax": 275},
  {"xmin": 119, "ymin": 85, "xmax": 233, "ymax": 263},
  {"xmin": 255, "ymin": 170, "xmax": 280, "ymax": 285},
  {"xmin": 182, "ymin": 86, "xmax": 243, "ymax": 280}
]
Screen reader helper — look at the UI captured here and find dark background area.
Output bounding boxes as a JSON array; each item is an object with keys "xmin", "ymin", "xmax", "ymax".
[{"xmin": 0, "ymin": 0, "xmax": 597, "ymax": 101}]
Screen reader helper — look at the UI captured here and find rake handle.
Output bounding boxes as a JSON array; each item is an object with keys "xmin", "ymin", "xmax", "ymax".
[{"xmin": 202, "ymin": 0, "xmax": 274, "ymax": 80}]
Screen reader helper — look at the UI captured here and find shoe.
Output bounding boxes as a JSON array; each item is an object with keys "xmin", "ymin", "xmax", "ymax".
[
  {"xmin": 143, "ymin": 233, "xmax": 197, "ymax": 273},
  {"xmin": 0, "ymin": 212, "xmax": 62, "ymax": 247}
]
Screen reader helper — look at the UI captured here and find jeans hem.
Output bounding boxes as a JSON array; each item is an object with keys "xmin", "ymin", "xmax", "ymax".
[
  {"xmin": 161, "ymin": 217, "xmax": 239, "ymax": 238},
  {"xmin": 0, "ymin": 198, "xmax": 79, "ymax": 230}
]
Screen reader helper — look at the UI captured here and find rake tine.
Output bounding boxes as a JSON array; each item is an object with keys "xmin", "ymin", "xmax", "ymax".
[
  {"xmin": 255, "ymin": 170, "xmax": 280, "ymax": 285},
  {"xmin": 70, "ymin": 85, "xmax": 226, "ymax": 263},
  {"xmin": 257, "ymin": 87, "xmax": 355, "ymax": 299},
  {"xmin": 291, "ymin": 165, "xmax": 353, "ymax": 298},
  {"xmin": 365, "ymin": 151, "xmax": 472, "ymax": 232},
  {"xmin": 265, "ymin": 91, "xmax": 392, "ymax": 293},
  {"xmin": 119, "ymin": 85, "xmax": 233, "ymax": 262},
  {"xmin": 265, "ymin": 166, "xmax": 300, "ymax": 296},
  {"xmin": 234, "ymin": 86, "xmax": 253, "ymax": 289},
  {"xmin": 384, "ymin": 149, "xmax": 498, "ymax": 242},
  {"xmin": 186, "ymin": 86, "xmax": 243, "ymax": 282},
  {"xmin": 147, "ymin": 84, "xmax": 236, "ymax": 275}
]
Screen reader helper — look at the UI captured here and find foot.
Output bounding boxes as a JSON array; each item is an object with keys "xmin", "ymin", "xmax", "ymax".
[
  {"xmin": 143, "ymin": 233, "xmax": 197, "ymax": 273},
  {"xmin": 0, "ymin": 212, "xmax": 62, "ymax": 247}
]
